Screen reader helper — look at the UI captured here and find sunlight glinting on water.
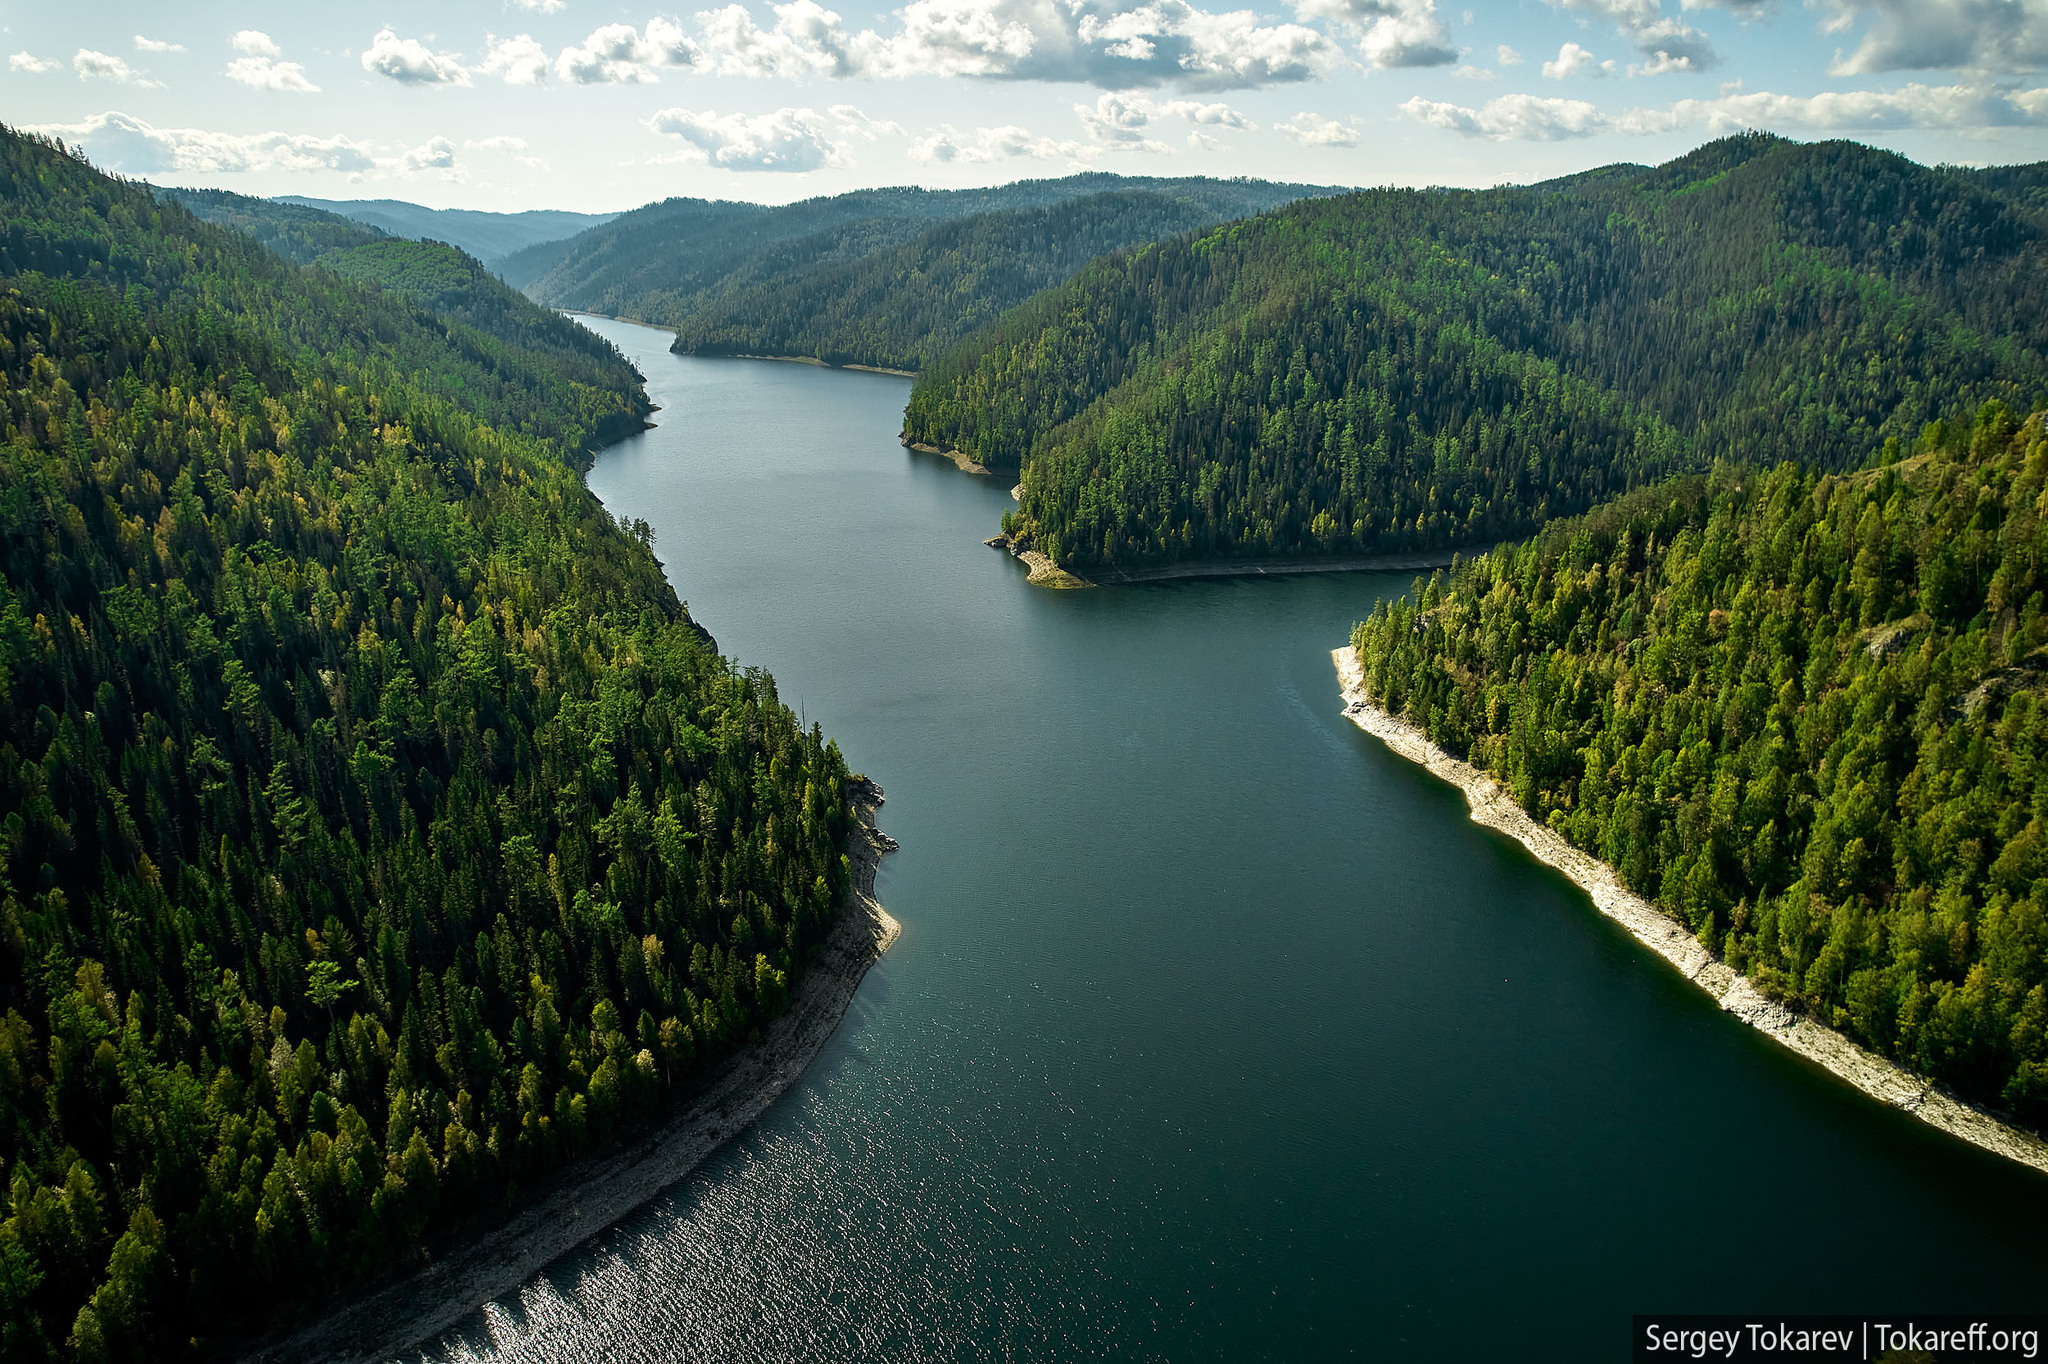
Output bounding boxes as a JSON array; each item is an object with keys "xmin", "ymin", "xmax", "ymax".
[{"xmin": 403, "ymin": 317, "xmax": 2048, "ymax": 1364}]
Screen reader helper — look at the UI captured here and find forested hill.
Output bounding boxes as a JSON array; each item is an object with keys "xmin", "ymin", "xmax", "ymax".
[
  {"xmin": 507, "ymin": 174, "xmax": 1327, "ymax": 353},
  {"xmin": 1351, "ymin": 402, "xmax": 2048, "ymax": 1130},
  {"xmin": 0, "ymin": 127, "xmax": 857, "ymax": 1359},
  {"xmin": 168, "ymin": 188, "xmax": 647, "ymax": 463},
  {"xmin": 905, "ymin": 135, "xmax": 2048, "ymax": 575},
  {"xmin": 667, "ymin": 188, "xmax": 1302, "ymax": 373}
]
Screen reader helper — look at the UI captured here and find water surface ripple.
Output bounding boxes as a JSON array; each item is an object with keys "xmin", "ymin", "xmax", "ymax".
[{"xmin": 408, "ymin": 319, "xmax": 2048, "ymax": 1363}]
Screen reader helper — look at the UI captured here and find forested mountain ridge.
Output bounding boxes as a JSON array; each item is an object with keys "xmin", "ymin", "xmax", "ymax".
[
  {"xmin": 666, "ymin": 188, "xmax": 1316, "ymax": 373},
  {"xmin": 508, "ymin": 174, "xmax": 1327, "ymax": 356},
  {"xmin": 1352, "ymin": 402, "xmax": 2048, "ymax": 1128},
  {"xmin": 151, "ymin": 189, "xmax": 386, "ymax": 266},
  {"xmin": 0, "ymin": 127, "xmax": 856, "ymax": 1359},
  {"xmin": 906, "ymin": 135, "xmax": 2048, "ymax": 574},
  {"xmin": 271, "ymin": 198, "xmax": 618, "ymax": 269},
  {"xmin": 167, "ymin": 188, "xmax": 647, "ymax": 463}
]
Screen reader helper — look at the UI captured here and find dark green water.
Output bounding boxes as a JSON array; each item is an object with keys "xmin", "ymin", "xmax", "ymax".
[{"xmin": 416, "ymin": 319, "xmax": 2048, "ymax": 1364}]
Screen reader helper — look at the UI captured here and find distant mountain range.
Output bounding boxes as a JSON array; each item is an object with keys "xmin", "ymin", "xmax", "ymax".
[
  {"xmin": 272, "ymin": 196, "xmax": 620, "ymax": 267},
  {"xmin": 504, "ymin": 174, "xmax": 1335, "ymax": 371}
]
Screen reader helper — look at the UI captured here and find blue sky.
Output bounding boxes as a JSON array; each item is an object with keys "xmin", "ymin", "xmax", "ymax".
[{"xmin": 4, "ymin": 0, "xmax": 2044, "ymax": 209}]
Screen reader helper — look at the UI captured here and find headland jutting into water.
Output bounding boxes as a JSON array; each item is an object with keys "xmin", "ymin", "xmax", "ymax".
[
  {"xmin": 1333, "ymin": 645, "xmax": 2048, "ymax": 1179},
  {"xmin": 237, "ymin": 784, "xmax": 901, "ymax": 1364}
]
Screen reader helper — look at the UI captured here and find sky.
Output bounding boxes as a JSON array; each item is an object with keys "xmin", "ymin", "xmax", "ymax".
[{"xmin": 3, "ymin": 0, "xmax": 2045, "ymax": 210}]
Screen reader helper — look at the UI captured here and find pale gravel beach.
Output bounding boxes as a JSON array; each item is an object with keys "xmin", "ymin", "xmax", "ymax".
[
  {"xmin": 1333, "ymin": 645, "xmax": 2048, "ymax": 1179},
  {"xmin": 236, "ymin": 784, "xmax": 902, "ymax": 1364}
]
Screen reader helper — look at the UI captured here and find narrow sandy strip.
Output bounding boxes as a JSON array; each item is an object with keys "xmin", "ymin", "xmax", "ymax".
[
  {"xmin": 238, "ymin": 784, "xmax": 902, "ymax": 1364},
  {"xmin": 1088, "ymin": 547, "xmax": 1469, "ymax": 586},
  {"xmin": 734, "ymin": 353, "xmax": 828, "ymax": 368},
  {"xmin": 904, "ymin": 440, "xmax": 992, "ymax": 476},
  {"xmin": 728, "ymin": 354, "xmax": 917, "ymax": 379},
  {"xmin": 554, "ymin": 321, "xmax": 916, "ymax": 379},
  {"xmin": 1333, "ymin": 646, "xmax": 2048, "ymax": 1178}
]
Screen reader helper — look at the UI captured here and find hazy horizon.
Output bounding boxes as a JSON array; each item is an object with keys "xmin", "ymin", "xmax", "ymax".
[{"xmin": 3, "ymin": 0, "xmax": 2042, "ymax": 213}]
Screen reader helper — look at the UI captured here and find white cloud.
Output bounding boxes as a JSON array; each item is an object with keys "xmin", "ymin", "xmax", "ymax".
[
  {"xmin": 1541, "ymin": 0, "xmax": 1718, "ymax": 71},
  {"xmin": 1175, "ymin": 97, "xmax": 1253, "ymax": 123},
  {"xmin": 1454, "ymin": 63, "xmax": 1496, "ymax": 77},
  {"xmin": 33, "ymin": 110, "xmax": 378, "ymax": 175},
  {"xmin": 134, "ymin": 36, "xmax": 184, "ymax": 54},
  {"xmin": 646, "ymin": 105, "xmax": 849, "ymax": 170},
  {"xmin": 226, "ymin": 33, "xmax": 318, "ymax": 92},
  {"xmin": 696, "ymin": 1, "xmax": 863, "ymax": 77},
  {"xmin": 1497, "ymin": 42, "xmax": 1523, "ymax": 63},
  {"xmin": 1631, "ymin": 48, "xmax": 1698, "ymax": 73},
  {"xmin": 481, "ymin": 33, "xmax": 552, "ymax": 84},
  {"xmin": 1542, "ymin": 40, "xmax": 1614, "ymax": 76},
  {"xmin": 854, "ymin": 0, "xmax": 1035, "ymax": 77},
  {"xmin": 1075, "ymin": 96, "xmax": 1173, "ymax": 147},
  {"xmin": 470, "ymin": 135, "xmax": 547, "ymax": 169},
  {"xmin": 1401, "ymin": 91, "xmax": 1635, "ymax": 137},
  {"xmin": 397, "ymin": 136, "xmax": 461, "ymax": 176},
  {"xmin": 1075, "ymin": 90, "xmax": 1251, "ymax": 147},
  {"xmin": 556, "ymin": 19, "xmax": 700, "ymax": 82},
  {"xmin": 1400, "ymin": 80, "xmax": 2048, "ymax": 139},
  {"xmin": 1279, "ymin": 0, "xmax": 1454, "ymax": 68},
  {"xmin": 910, "ymin": 122, "xmax": 1093, "ymax": 162},
  {"xmin": 828, "ymin": 104, "xmax": 906, "ymax": 138},
  {"xmin": 1823, "ymin": 0, "xmax": 2048, "ymax": 75},
  {"xmin": 227, "ymin": 56, "xmax": 319, "ymax": 91},
  {"xmin": 1694, "ymin": 80, "xmax": 2048, "ymax": 126},
  {"xmin": 1289, "ymin": 0, "xmax": 1457, "ymax": 67},
  {"xmin": 1276, "ymin": 109, "xmax": 1362, "ymax": 143},
  {"xmin": 362, "ymin": 29, "xmax": 473, "ymax": 86},
  {"xmin": 75, "ymin": 49, "xmax": 155, "ymax": 84},
  {"xmin": 654, "ymin": 0, "xmax": 1337, "ymax": 89},
  {"xmin": 1081, "ymin": 2, "xmax": 1336, "ymax": 85},
  {"xmin": 9, "ymin": 52, "xmax": 62, "ymax": 74},
  {"xmin": 513, "ymin": 0, "xmax": 569, "ymax": 10}
]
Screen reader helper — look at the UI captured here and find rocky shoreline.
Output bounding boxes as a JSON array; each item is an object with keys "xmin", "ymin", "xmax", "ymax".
[
  {"xmin": 1333, "ymin": 645, "xmax": 2048, "ymax": 1179},
  {"xmin": 981, "ymin": 533, "xmax": 1086, "ymax": 588},
  {"xmin": 237, "ymin": 783, "xmax": 903, "ymax": 1364}
]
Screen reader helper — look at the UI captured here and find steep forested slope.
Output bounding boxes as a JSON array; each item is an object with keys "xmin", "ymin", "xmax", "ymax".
[
  {"xmin": 907, "ymin": 136, "xmax": 2048, "ymax": 574},
  {"xmin": 1353, "ymin": 402, "xmax": 2048, "ymax": 1127},
  {"xmin": 0, "ymin": 129, "xmax": 855, "ymax": 1359},
  {"xmin": 667, "ymin": 188, "xmax": 1311, "ymax": 373},
  {"xmin": 510, "ymin": 174, "xmax": 1326, "ymax": 358},
  {"xmin": 169, "ymin": 189, "xmax": 646, "ymax": 460}
]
